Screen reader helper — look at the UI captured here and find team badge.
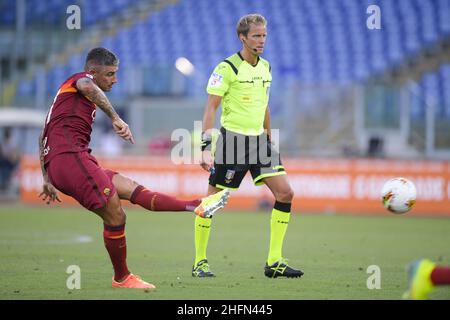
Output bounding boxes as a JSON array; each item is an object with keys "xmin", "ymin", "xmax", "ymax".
[
  {"xmin": 103, "ymin": 188, "xmax": 111, "ymax": 196},
  {"xmin": 209, "ymin": 72, "xmax": 223, "ymax": 88},
  {"xmin": 225, "ymin": 170, "xmax": 235, "ymax": 184}
]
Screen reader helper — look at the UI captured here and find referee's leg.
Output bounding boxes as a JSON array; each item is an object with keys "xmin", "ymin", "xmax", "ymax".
[
  {"xmin": 263, "ymin": 175, "xmax": 294, "ymax": 265},
  {"xmin": 192, "ymin": 184, "xmax": 222, "ymax": 277},
  {"xmin": 262, "ymin": 174, "xmax": 303, "ymax": 278}
]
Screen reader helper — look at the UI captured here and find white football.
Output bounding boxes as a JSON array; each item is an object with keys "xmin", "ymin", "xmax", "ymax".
[{"xmin": 381, "ymin": 177, "xmax": 417, "ymax": 214}]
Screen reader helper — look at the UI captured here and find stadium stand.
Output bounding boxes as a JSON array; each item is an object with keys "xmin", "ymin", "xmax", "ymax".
[
  {"xmin": 11, "ymin": 0, "xmax": 450, "ymax": 120},
  {"xmin": 0, "ymin": 0, "xmax": 136, "ymax": 26}
]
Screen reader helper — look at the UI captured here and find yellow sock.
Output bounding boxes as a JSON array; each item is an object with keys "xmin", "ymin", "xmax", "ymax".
[
  {"xmin": 267, "ymin": 208, "xmax": 291, "ymax": 266},
  {"xmin": 194, "ymin": 215, "xmax": 212, "ymax": 265}
]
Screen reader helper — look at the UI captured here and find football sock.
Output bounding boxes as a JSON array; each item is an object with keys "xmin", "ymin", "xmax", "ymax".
[
  {"xmin": 430, "ymin": 266, "xmax": 450, "ymax": 285},
  {"xmin": 130, "ymin": 185, "xmax": 201, "ymax": 212},
  {"xmin": 103, "ymin": 223, "xmax": 130, "ymax": 282},
  {"xmin": 267, "ymin": 201, "xmax": 291, "ymax": 266},
  {"xmin": 194, "ymin": 215, "xmax": 212, "ymax": 265}
]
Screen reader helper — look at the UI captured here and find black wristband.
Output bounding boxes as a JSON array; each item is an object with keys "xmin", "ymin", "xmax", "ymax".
[{"xmin": 201, "ymin": 132, "xmax": 212, "ymax": 151}]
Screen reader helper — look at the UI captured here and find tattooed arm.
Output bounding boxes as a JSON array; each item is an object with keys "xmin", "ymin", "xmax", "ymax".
[
  {"xmin": 76, "ymin": 77, "xmax": 135, "ymax": 143},
  {"xmin": 38, "ymin": 129, "xmax": 47, "ymax": 180}
]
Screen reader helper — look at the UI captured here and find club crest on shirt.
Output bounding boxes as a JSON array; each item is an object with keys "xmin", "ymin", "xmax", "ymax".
[
  {"xmin": 209, "ymin": 73, "xmax": 223, "ymax": 88},
  {"xmin": 103, "ymin": 188, "xmax": 111, "ymax": 196},
  {"xmin": 225, "ymin": 170, "xmax": 235, "ymax": 183}
]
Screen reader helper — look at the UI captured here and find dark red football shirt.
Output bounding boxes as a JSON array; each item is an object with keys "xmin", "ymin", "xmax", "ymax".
[{"xmin": 42, "ymin": 72, "xmax": 97, "ymax": 165}]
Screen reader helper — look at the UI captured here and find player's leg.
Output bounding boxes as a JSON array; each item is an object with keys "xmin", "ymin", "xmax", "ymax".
[
  {"xmin": 404, "ymin": 259, "xmax": 450, "ymax": 299},
  {"xmin": 92, "ymin": 193, "xmax": 155, "ymax": 289},
  {"xmin": 47, "ymin": 152, "xmax": 154, "ymax": 289},
  {"xmin": 92, "ymin": 193, "xmax": 129, "ymax": 282},
  {"xmin": 110, "ymin": 172, "xmax": 200, "ymax": 211},
  {"xmin": 260, "ymin": 174, "xmax": 303, "ymax": 278},
  {"xmin": 431, "ymin": 265, "xmax": 450, "ymax": 285},
  {"xmin": 108, "ymin": 171, "xmax": 228, "ymax": 216}
]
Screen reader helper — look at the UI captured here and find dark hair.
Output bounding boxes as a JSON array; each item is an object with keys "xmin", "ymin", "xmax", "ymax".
[{"xmin": 85, "ymin": 47, "xmax": 119, "ymax": 69}]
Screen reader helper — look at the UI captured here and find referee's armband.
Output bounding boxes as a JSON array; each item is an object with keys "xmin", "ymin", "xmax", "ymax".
[{"xmin": 201, "ymin": 132, "xmax": 213, "ymax": 151}]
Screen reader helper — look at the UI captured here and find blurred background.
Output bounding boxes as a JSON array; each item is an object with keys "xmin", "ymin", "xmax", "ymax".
[{"xmin": 0, "ymin": 0, "xmax": 449, "ymax": 214}]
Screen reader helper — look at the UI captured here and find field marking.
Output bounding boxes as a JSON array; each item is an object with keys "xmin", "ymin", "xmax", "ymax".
[{"xmin": 0, "ymin": 234, "xmax": 94, "ymax": 245}]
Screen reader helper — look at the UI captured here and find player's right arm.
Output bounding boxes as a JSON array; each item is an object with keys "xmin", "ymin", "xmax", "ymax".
[
  {"xmin": 200, "ymin": 94, "xmax": 222, "ymax": 172},
  {"xmin": 76, "ymin": 77, "xmax": 135, "ymax": 144},
  {"xmin": 38, "ymin": 129, "xmax": 61, "ymax": 204}
]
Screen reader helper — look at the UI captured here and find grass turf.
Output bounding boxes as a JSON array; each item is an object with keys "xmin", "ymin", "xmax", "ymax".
[{"xmin": 0, "ymin": 206, "xmax": 449, "ymax": 300}]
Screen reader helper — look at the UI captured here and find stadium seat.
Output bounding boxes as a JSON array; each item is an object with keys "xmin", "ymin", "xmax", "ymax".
[{"xmin": 12, "ymin": 0, "xmax": 450, "ymax": 119}]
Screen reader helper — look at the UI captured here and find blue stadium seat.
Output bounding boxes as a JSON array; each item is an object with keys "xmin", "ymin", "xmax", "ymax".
[
  {"xmin": 411, "ymin": 64, "xmax": 450, "ymax": 119},
  {"xmin": 1, "ymin": 0, "xmax": 140, "ymax": 26},
  {"xmin": 14, "ymin": 0, "xmax": 450, "ymax": 116}
]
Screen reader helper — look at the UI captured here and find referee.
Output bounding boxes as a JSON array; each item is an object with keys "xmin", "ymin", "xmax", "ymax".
[{"xmin": 192, "ymin": 14, "xmax": 304, "ymax": 279}]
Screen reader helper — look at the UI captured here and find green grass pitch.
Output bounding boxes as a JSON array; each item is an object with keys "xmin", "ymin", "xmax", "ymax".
[{"xmin": 0, "ymin": 206, "xmax": 449, "ymax": 300}]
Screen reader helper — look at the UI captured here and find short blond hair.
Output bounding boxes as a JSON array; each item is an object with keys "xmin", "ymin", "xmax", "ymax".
[{"xmin": 236, "ymin": 14, "xmax": 267, "ymax": 37}]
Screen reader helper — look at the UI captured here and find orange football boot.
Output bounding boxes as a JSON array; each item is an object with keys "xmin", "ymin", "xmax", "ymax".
[{"xmin": 112, "ymin": 273, "xmax": 156, "ymax": 290}]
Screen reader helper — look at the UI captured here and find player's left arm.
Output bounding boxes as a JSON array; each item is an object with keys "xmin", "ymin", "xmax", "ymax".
[
  {"xmin": 264, "ymin": 105, "xmax": 271, "ymax": 142},
  {"xmin": 76, "ymin": 77, "xmax": 135, "ymax": 144}
]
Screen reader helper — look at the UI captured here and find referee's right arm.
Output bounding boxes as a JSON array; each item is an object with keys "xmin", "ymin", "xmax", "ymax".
[
  {"xmin": 200, "ymin": 94, "xmax": 221, "ymax": 172},
  {"xmin": 202, "ymin": 94, "xmax": 222, "ymax": 133}
]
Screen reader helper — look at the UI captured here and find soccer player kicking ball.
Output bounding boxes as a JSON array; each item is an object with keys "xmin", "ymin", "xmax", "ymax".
[
  {"xmin": 194, "ymin": 14, "xmax": 303, "ymax": 278},
  {"xmin": 39, "ymin": 47, "xmax": 229, "ymax": 289}
]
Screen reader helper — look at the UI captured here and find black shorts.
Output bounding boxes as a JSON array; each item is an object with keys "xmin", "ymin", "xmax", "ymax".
[{"xmin": 209, "ymin": 127, "xmax": 286, "ymax": 190}]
